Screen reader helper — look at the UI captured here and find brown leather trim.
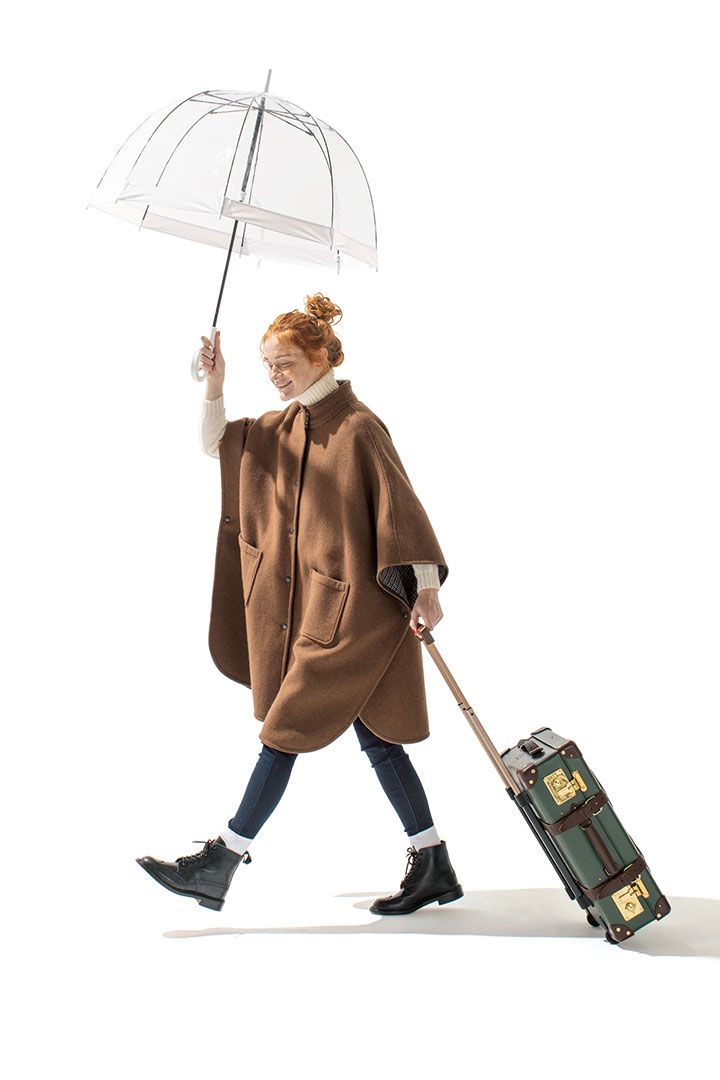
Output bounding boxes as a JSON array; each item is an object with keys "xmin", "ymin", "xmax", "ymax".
[
  {"xmin": 558, "ymin": 740, "xmax": 581, "ymax": 759},
  {"xmin": 579, "ymin": 855, "xmax": 647, "ymax": 902},
  {"xmin": 607, "ymin": 921, "xmax": 635, "ymax": 943},
  {"xmin": 518, "ymin": 763, "xmax": 541, "ymax": 789},
  {"xmin": 654, "ymin": 895, "xmax": 671, "ymax": 919},
  {"xmin": 541, "ymin": 790, "xmax": 609, "ymax": 834},
  {"xmin": 580, "ymin": 820, "xmax": 621, "ymax": 877}
]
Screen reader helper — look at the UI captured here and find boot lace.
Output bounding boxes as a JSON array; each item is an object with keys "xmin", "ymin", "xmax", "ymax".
[
  {"xmin": 401, "ymin": 845, "xmax": 422, "ymax": 888},
  {"xmin": 176, "ymin": 838, "xmax": 253, "ymax": 870},
  {"xmin": 176, "ymin": 838, "xmax": 215, "ymax": 869}
]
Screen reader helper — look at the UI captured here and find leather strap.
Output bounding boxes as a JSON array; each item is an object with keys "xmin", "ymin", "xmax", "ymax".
[
  {"xmin": 541, "ymin": 790, "xmax": 609, "ymax": 835},
  {"xmin": 540, "ymin": 790, "xmax": 644, "ymax": 897},
  {"xmin": 580, "ymin": 820, "xmax": 621, "ymax": 877},
  {"xmin": 518, "ymin": 737, "xmax": 544, "ymax": 757},
  {"xmin": 579, "ymin": 855, "xmax": 647, "ymax": 901}
]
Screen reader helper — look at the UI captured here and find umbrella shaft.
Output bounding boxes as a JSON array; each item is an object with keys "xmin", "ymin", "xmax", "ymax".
[
  {"xmin": 212, "ymin": 219, "xmax": 239, "ymax": 327},
  {"xmin": 213, "ymin": 72, "xmax": 272, "ymax": 327}
]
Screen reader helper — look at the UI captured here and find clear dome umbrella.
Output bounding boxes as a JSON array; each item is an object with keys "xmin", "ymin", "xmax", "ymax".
[{"xmin": 87, "ymin": 70, "xmax": 378, "ymax": 380}]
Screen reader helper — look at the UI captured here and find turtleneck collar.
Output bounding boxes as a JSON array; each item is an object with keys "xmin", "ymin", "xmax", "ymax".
[
  {"xmin": 292, "ymin": 366, "xmax": 339, "ymax": 406},
  {"xmin": 291, "ymin": 378, "xmax": 356, "ymax": 426}
]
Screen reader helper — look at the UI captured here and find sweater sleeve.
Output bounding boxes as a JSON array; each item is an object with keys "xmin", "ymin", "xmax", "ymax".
[
  {"xmin": 413, "ymin": 563, "xmax": 441, "ymax": 590},
  {"xmin": 200, "ymin": 395, "xmax": 229, "ymax": 458}
]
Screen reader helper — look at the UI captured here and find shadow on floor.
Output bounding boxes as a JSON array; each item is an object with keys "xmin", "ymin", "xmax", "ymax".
[{"xmin": 163, "ymin": 888, "xmax": 719, "ymax": 957}]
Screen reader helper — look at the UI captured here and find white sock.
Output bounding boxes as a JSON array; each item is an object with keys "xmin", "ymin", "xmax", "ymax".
[
  {"xmin": 407, "ymin": 825, "xmax": 441, "ymax": 850},
  {"xmin": 220, "ymin": 827, "xmax": 253, "ymax": 857}
]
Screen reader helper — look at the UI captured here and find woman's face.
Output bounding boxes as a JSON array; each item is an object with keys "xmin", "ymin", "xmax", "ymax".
[{"xmin": 261, "ymin": 334, "xmax": 328, "ymax": 401}]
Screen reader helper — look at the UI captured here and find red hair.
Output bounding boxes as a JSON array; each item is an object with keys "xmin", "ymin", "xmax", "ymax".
[{"xmin": 261, "ymin": 293, "xmax": 345, "ymax": 369}]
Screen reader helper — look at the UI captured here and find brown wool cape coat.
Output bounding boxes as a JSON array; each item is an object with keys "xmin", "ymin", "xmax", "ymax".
[{"xmin": 207, "ymin": 378, "xmax": 449, "ymax": 754}]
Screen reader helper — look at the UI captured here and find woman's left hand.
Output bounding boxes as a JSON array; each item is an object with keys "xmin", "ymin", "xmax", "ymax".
[{"xmin": 410, "ymin": 588, "xmax": 443, "ymax": 634}]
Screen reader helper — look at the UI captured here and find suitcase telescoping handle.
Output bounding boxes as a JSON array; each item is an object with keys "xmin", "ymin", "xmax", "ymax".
[
  {"xmin": 414, "ymin": 622, "xmax": 594, "ymax": 908},
  {"xmin": 414, "ymin": 623, "xmax": 522, "ymax": 798}
]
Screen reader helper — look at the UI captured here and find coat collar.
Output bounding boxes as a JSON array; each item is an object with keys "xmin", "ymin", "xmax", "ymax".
[{"xmin": 291, "ymin": 378, "xmax": 357, "ymax": 426}]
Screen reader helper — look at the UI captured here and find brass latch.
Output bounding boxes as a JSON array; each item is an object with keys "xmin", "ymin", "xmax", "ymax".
[
  {"xmin": 611, "ymin": 874, "xmax": 650, "ymax": 921},
  {"xmin": 543, "ymin": 768, "xmax": 588, "ymax": 806}
]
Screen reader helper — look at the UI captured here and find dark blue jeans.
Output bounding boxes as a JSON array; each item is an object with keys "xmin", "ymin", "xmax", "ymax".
[{"xmin": 228, "ymin": 717, "xmax": 434, "ymax": 839}]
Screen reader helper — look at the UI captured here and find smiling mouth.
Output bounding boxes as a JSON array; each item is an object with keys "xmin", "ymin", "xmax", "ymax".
[{"xmin": 276, "ymin": 381, "xmax": 291, "ymax": 389}]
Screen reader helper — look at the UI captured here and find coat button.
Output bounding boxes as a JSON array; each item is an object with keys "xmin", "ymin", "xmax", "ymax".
[
  {"xmin": 294, "ymin": 479, "xmax": 299, "ymax": 487},
  {"xmin": 288, "ymin": 526, "xmax": 295, "ymax": 534},
  {"xmin": 402, "ymin": 612, "xmax": 409, "ymax": 618},
  {"xmin": 223, "ymin": 515, "xmax": 231, "ymax": 523},
  {"xmin": 285, "ymin": 575, "xmax": 291, "ymax": 583},
  {"xmin": 281, "ymin": 623, "xmax": 288, "ymax": 630}
]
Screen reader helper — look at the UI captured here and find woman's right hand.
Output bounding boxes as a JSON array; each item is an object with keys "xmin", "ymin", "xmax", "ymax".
[{"xmin": 199, "ymin": 330, "xmax": 226, "ymax": 397}]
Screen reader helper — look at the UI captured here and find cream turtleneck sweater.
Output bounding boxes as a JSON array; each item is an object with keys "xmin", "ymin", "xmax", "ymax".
[{"xmin": 200, "ymin": 369, "xmax": 441, "ymax": 591}]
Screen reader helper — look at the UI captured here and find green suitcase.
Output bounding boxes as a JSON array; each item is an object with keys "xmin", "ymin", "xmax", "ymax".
[{"xmin": 415, "ymin": 626, "xmax": 671, "ymax": 945}]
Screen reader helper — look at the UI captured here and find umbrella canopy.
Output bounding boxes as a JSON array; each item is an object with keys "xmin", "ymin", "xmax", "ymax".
[{"xmin": 88, "ymin": 86, "xmax": 378, "ymax": 271}]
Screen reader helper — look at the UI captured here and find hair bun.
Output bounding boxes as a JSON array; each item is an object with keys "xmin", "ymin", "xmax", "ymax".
[{"xmin": 304, "ymin": 292, "xmax": 343, "ymax": 325}]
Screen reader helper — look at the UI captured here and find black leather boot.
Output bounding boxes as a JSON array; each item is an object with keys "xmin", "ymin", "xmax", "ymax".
[
  {"xmin": 136, "ymin": 836, "xmax": 251, "ymax": 910},
  {"xmin": 369, "ymin": 840, "xmax": 464, "ymax": 915}
]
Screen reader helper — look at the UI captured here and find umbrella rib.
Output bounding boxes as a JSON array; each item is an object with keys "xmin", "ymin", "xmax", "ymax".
[
  {"xmin": 93, "ymin": 89, "xmax": 207, "ymax": 191},
  {"xmin": 198, "ymin": 92, "xmax": 256, "ymax": 107},
  {"xmin": 273, "ymin": 99, "xmax": 333, "ymax": 174},
  {"xmin": 247, "ymin": 109, "xmax": 314, "ymax": 136},
  {"xmin": 194, "ymin": 90, "xmax": 305, "ymax": 130},
  {"xmin": 271, "ymin": 97, "xmax": 330, "ymax": 136},
  {"xmin": 300, "ymin": 106, "xmax": 335, "ymax": 236},
  {"xmin": 124, "ymin": 90, "xmax": 215, "ymax": 184},
  {"xmin": 200, "ymin": 93, "xmax": 328, "ymax": 146},
  {"xmin": 206, "ymin": 102, "xmax": 317, "ymax": 141},
  {"xmin": 153, "ymin": 103, "xmax": 232, "ymax": 188},
  {"xmin": 321, "ymin": 123, "xmax": 378, "ymax": 255},
  {"xmin": 147, "ymin": 94, "xmax": 273, "ymax": 202},
  {"xmin": 143, "ymin": 94, "xmax": 257, "ymax": 200},
  {"xmin": 134, "ymin": 92, "xmax": 238, "ymax": 230},
  {"xmin": 193, "ymin": 91, "xmax": 333, "ymax": 159}
]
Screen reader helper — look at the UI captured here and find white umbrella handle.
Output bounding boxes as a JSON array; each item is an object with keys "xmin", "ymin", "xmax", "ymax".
[{"xmin": 190, "ymin": 326, "xmax": 217, "ymax": 381}]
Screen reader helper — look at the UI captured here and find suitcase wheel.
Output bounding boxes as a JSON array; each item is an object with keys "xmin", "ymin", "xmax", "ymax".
[{"xmin": 586, "ymin": 911, "xmax": 600, "ymax": 928}]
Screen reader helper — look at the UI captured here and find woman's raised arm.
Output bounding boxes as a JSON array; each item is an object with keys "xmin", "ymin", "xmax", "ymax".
[
  {"xmin": 200, "ymin": 395, "xmax": 228, "ymax": 458},
  {"xmin": 197, "ymin": 330, "xmax": 228, "ymax": 458}
]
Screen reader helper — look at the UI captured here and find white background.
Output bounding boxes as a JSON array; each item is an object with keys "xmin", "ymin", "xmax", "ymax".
[{"xmin": 4, "ymin": 1, "xmax": 718, "ymax": 1076}]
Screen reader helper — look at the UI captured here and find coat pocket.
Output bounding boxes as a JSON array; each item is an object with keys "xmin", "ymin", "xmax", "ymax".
[
  {"xmin": 300, "ymin": 568, "xmax": 350, "ymax": 645},
  {"xmin": 238, "ymin": 534, "xmax": 263, "ymax": 606}
]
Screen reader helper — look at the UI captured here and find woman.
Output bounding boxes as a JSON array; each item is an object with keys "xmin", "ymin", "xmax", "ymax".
[{"xmin": 136, "ymin": 294, "xmax": 463, "ymax": 916}]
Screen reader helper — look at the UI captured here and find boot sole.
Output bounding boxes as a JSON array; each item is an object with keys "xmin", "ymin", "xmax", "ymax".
[
  {"xmin": 370, "ymin": 883, "xmax": 464, "ymax": 915},
  {"xmin": 136, "ymin": 858, "xmax": 226, "ymax": 910}
]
